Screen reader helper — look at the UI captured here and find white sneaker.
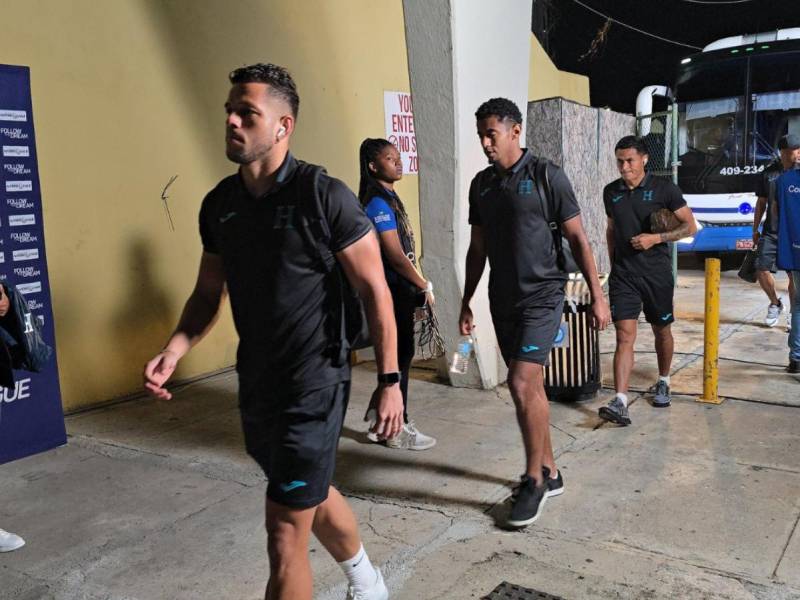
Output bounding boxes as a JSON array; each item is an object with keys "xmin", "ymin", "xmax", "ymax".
[
  {"xmin": 386, "ymin": 421, "xmax": 437, "ymax": 451},
  {"xmin": 0, "ymin": 529, "xmax": 25, "ymax": 552},
  {"xmin": 766, "ymin": 299, "xmax": 784, "ymax": 327},
  {"xmin": 346, "ymin": 567, "xmax": 388, "ymax": 600}
]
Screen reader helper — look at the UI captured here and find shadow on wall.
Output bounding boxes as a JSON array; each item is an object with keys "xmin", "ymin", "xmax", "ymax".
[
  {"xmin": 111, "ymin": 237, "xmax": 176, "ymax": 390},
  {"xmin": 140, "ymin": 0, "xmax": 357, "ymax": 177}
]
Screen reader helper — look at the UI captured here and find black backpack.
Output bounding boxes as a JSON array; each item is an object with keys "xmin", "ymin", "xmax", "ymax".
[
  {"xmin": 294, "ymin": 162, "xmax": 371, "ymax": 366},
  {"xmin": 527, "ymin": 158, "xmax": 579, "ymax": 274}
]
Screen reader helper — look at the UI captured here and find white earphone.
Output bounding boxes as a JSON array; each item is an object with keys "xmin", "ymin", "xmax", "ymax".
[{"xmin": 277, "ymin": 126, "xmax": 287, "ymax": 138}]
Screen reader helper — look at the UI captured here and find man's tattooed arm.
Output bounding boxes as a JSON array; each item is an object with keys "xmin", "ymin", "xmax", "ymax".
[{"xmin": 659, "ymin": 220, "xmax": 692, "ymax": 243}]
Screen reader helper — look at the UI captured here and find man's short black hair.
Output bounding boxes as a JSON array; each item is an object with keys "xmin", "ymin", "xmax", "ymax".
[
  {"xmin": 475, "ymin": 97, "xmax": 522, "ymax": 125},
  {"xmin": 229, "ymin": 63, "xmax": 300, "ymax": 118},
  {"xmin": 615, "ymin": 135, "xmax": 649, "ymax": 155}
]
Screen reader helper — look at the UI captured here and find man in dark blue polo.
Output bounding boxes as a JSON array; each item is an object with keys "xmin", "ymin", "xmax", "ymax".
[
  {"xmin": 460, "ymin": 97, "xmax": 610, "ymax": 528},
  {"xmin": 143, "ymin": 64, "xmax": 399, "ymax": 600},
  {"xmin": 600, "ymin": 136, "xmax": 696, "ymax": 425}
]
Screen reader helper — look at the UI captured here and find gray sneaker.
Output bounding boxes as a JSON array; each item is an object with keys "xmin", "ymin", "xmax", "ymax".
[
  {"xmin": 598, "ymin": 396, "xmax": 631, "ymax": 426},
  {"xmin": 652, "ymin": 380, "xmax": 671, "ymax": 407},
  {"xmin": 386, "ymin": 421, "xmax": 437, "ymax": 450},
  {"xmin": 766, "ymin": 299, "xmax": 784, "ymax": 327}
]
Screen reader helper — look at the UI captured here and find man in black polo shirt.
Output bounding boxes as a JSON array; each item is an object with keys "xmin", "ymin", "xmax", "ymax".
[
  {"xmin": 753, "ymin": 135, "xmax": 800, "ymax": 329},
  {"xmin": 460, "ymin": 98, "xmax": 610, "ymax": 528},
  {"xmin": 599, "ymin": 135, "xmax": 696, "ymax": 426},
  {"xmin": 143, "ymin": 64, "xmax": 400, "ymax": 600}
]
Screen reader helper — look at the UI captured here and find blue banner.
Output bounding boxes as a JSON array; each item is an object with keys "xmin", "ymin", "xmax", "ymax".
[{"xmin": 0, "ymin": 65, "xmax": 66, "ymax": 464}]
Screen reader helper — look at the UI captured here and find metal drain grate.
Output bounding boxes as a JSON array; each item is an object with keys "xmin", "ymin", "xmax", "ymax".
[{"xmin": 482, "ymin": 581, "xmax": 565, "ymax": 600}]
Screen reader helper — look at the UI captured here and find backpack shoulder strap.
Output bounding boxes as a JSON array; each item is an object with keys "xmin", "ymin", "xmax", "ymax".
[
  {"xmin": 295, "ymin": 161, "xmax": 336, "ymax": 273},
  {"xmin": 530, "ymin": 157, "xmax": 568, "ymax": 270}
]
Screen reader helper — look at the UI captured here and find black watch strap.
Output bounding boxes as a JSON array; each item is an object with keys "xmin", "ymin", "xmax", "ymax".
[{"xmin": 377, "ymin": 372, "xmax": 401, "ymax": 385}]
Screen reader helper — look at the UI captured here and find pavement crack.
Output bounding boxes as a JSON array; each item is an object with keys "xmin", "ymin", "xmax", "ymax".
[
  {"xmin": 736, "ymin": 462, "xmax": 800, "ymax": 476},
  {"xmin": 69, "ymin": 435, "xmax": 170, "ymax": 459},
  {"xmin": 772, "ymin": 507, "xmax": 800, "ymax": 579},
  {"xmin": 549, "ymin": 422, "xmax": 577, "ymax": 440},
  {"xmin": 342, "ymin": 492, "xmax": 459, "ymax": 521}
]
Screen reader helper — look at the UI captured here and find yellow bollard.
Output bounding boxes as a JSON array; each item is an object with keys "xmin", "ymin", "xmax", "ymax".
[{"xmin": 698, "ymin": 257, "xmax": 723, "ymax": 404}]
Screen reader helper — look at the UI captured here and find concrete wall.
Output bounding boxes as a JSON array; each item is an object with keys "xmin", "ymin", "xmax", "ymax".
[
  {"xmin": 527, "ymin": 98, "xmax": 635, "ymax": 274},
  {"xmin": 0, "ymin": 0, "xmax": 419, "ymax": 412},
  {"xmin": 529, "ymin": 36, "xmax": 591, "ymax": 106},
  {"xmin": 404, "ymin": 0, "xmax": 532, "ymax": 388}
]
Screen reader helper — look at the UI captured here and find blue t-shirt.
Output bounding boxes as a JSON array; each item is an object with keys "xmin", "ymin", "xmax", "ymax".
[
  {"xmin": 777, "ymin": 168, "xmax": 800, "ymax": 271},
  {"xmin": 364, "ymin": 196, "xmax": 398, "ymax": 233}
]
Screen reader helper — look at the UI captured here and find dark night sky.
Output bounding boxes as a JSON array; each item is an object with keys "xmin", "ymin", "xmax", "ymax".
[{"xmin": 545, "ymin": 0, "xmax": 800, "ymax": 113}]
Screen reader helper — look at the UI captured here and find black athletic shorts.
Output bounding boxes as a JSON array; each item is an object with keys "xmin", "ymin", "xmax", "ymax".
[
  {"xmin": 754, "ymin": 233, "xmax": 779, "ymax": 273},
  {"xmin": 492, "ymin": 294, "xmax": 565, "ymax": 366},
  {"xmin": 239, "ymin": 381, "xmax": 349, "ymax": 509},
  {"xmin": 609, "ymin": 270, "xmax": 675, "ymax": 325}
]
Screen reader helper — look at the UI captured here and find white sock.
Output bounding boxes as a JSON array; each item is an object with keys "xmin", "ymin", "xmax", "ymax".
[
  {"xmin": 615, "ymin": 392, "xmax": 628, "ymax": 407},
  {"xmin": 659, "ymin": 375, "xmax": 670, "ymax": 386},
  {"xmin": 338, "ymin": 544, "xmax": 378, "ymax": 593}
]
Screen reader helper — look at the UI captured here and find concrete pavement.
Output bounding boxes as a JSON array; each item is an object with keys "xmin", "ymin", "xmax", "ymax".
[{"xmin": 1, "ymin": 269, "xmax": 798, "ymax": 599}]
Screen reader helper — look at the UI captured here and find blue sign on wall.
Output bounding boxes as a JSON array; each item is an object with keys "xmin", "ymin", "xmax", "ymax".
[{"xmin": 0, "ymin": 64, "xmax": 66, "ymax": 464}]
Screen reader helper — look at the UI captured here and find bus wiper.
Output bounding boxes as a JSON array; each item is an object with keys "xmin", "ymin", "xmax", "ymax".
[{"xmin": 749, "ymin": 130, "xmax": 778, "ymax": 160}]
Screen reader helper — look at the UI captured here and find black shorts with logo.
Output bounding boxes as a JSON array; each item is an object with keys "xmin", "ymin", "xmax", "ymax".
[
  {"xmin": 492, "ymin": 293, "xmax": 565, "ymax": 366},
  {"xmin": 239, "ymin": 381, "xmax": 349, "ymax": 509},
  {"xmin": 754, "ymin": 233, "xmax": 779, "ymax": 273},
  {"xmin": 609, "ymin": 270, "xmax": 675, "ymax": 326}
]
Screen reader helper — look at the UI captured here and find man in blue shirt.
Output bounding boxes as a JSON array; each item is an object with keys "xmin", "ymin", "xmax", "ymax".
[{"xmin": 775, "ymin": 139, "xmax": 800, "ymax": 373}]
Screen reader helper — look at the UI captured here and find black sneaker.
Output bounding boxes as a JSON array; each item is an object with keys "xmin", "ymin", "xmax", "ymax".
[
  {"xmin": 788, "ymin": 359, "xmax": 800, "ymax": 374},
  {"xmin": 599, "ymin": 396, "xmax": 631, "ymax": 426},
  {"xmin": 542, "ymin": 466, "xmax": 564, "ymax": 498},
  {"xmin": 507, "ymin": 477, "xmax": 548, "ymax": 528},
  {"xmin": 512, "ymin": 467, "xmax": 564, "ymax": 501}
]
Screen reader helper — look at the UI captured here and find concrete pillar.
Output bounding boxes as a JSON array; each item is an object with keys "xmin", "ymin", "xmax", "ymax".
[{"xmin": 403, "ymin": 0, "xmax": 533, "ymax": 388}]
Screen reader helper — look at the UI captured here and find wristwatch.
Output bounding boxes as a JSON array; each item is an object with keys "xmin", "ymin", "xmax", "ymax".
[{"xmin": 377, "ymin": 372, "xmax": 401, "ymax": 385}]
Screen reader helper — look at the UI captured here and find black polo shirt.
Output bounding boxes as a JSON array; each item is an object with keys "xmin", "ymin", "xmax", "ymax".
[
  {"xmin": 199, "ymin": 152, "xmax": 372, "ymax": 395},
  {"xmin": 756, "ymin": 161, "xmax": 783, "ymax": 236},
  {"xmin": 603, "ymin": 173, "xmax": 686, "ymax": 276},
  {"xmin": 468, "ymin": 149, "xmax": 581, "ymax": 317}
]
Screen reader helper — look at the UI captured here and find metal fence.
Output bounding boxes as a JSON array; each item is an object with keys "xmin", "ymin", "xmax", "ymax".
[{"xmin": 636, "ymin": 105, "xmax": 680, "ymax": 276}]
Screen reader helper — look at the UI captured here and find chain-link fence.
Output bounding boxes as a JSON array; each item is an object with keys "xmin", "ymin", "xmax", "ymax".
[
  {"xmin": 636, "ymin": 109, "xmax": 676, "ymax": 181},
  {"xmin": 636, "ymin": 105, "xmax": 680, "ymax": 275}
]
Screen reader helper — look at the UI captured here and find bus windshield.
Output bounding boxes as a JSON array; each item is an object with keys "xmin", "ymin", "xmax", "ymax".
[
  {"xmin": 749, "ymin": 53, "xmax": 800, "ymax": 161},
  {"xmin": 678, "ymin": 97, "xmax": 747, "ymax": 193}
]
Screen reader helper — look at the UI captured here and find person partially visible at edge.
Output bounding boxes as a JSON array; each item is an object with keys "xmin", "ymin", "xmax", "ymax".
[
  {"xmin": 0, "ymin": 288, "xmax": 25, "ymax": 557},
  {"xmin": 753, "ymin": 134, "xmax": 800, "ymax": 330},
  {"xmin": 775, "ymin": 152, "xmax": 800, "ymax": 374},
  {"xmin": 358, "ymin": 138, "xmax": 437, "ymax": 451},
  {"xmin": 459, "ymin": 97, "xmax": 611, "ymax": 529},
  {"xmin": 142, "ymin": 63, "xmax": 399, "ymax": 600},
  {"xmin": 599, "ymin": 136, "xmax": 697, "ymax": 426}
]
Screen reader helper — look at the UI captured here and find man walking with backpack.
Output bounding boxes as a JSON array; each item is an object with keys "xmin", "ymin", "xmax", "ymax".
[
  {"xmin": 459, "ymin": 97, "xmax": 611, "ymax": 528},
  {"xmin": 143, "ymin": 63, "xmax": 400, "ymax": 600}
]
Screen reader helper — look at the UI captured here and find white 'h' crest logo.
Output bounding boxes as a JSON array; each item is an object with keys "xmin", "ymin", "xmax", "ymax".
[{"xmin": 23, "ymin": 312, "xmax": 34, "ymax": 334}]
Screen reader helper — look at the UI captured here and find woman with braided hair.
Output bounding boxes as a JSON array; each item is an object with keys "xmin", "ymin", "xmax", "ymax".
[{"xmin": 359, "ymin": 138, "xmax": 437, "ymax": 450}]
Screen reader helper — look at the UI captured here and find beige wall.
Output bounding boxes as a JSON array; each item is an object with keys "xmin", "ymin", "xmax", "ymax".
[
  {"xmin": 0, "ymin": 0, "xmax": 418, "ymax": 412},
  {"xmin": 529, "ymin": 35, "xmax": 591, "ymax": 105}
]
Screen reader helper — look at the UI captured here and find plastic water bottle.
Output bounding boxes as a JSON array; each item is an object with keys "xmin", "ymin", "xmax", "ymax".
[{"xmin": 450, "ymin": 335, "xmax": 474, "ymax": 374}]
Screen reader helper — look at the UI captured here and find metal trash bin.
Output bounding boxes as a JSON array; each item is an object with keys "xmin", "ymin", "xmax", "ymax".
[{"xmin": 544, "ymin": 273, "xmax": 607, "ymax": 401}]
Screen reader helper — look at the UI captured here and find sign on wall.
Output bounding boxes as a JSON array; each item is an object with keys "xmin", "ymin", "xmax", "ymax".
[
  {"xmin": 0, "ymin": 64, "xmax": 66, "ymax": 464},
  {"xmin": 383, "ymin": 91, "xmax": 418, "ymax": 175}
]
